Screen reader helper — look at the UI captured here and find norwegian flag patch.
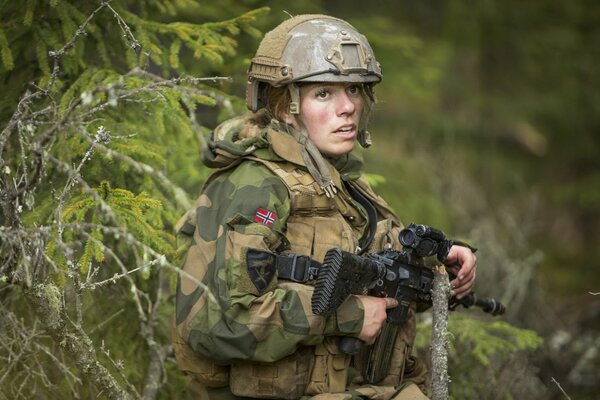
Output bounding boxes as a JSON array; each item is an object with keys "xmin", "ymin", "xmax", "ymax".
[{"xmin": 254, "ymin": 207, "xmax": 277, "ymax": 227}]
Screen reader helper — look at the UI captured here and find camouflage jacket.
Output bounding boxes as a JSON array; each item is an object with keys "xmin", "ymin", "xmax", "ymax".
[{"xmin": 173, "ymin": 113, "xmax": 423, "ymax": 396}]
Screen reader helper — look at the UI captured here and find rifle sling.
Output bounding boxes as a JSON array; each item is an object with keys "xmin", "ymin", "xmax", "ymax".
[
  {"xmin": 345, "ymin": 181, "xmax": 378, "ymax": 255},
  {"xmin": 247, "ymin": 248, "xmax": 322, "ymax": 283}
]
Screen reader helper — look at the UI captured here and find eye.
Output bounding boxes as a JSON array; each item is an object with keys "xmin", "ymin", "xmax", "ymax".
[
  {"xmin": 346, "ymin": 84, "xmax": 361, "ymax": 97},
  {"xmin": 315, "ymin": 88, "xmax": 330, "ymax": 99}
]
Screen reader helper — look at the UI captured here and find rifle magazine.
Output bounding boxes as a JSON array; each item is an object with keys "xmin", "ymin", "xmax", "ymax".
[{"xmin": 356, "ymin": 322, "xmax": 399, "ymax": 384}]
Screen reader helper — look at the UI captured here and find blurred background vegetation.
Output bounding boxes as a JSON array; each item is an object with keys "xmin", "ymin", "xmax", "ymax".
[{"xmin": 1, "ymin": 1, "xmax": 598, "ymax": 399}]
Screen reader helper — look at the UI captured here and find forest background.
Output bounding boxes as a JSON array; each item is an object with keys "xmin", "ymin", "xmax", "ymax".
[{"xmin": 1, "ymin": 0, "xmax": 598, "ymax": 399}]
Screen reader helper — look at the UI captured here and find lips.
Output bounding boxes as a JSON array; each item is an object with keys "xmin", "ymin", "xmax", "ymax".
[{"xmin": 334, "ymin": 124, "xmax": 356, "ymax": 136}]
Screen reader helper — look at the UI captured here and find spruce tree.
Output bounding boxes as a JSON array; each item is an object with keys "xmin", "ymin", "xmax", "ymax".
[{"xmin": 0, "ymin": 2, "xmax": 267, "ymax": 398}]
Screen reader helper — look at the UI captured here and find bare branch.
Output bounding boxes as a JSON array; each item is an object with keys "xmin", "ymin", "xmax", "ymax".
[
  {"xmin": 24, "ymin": 283, "xmax": 134, "ymax": 400},
  {"xmin": 47, "ymin": 1, "xmax": 112, "ymax": 90},
  {"xmin": 551, "ymin": 377, "xmax": 572, "ymax": 400},
  {"xmin": 104, "ymin": 2, "xmax": 142, "ymax": 53},
  {"xmin": 430, "ymin": 265, "xmax": 451, "ymax": 400},
  {"xmin": 127, "ymin": 67, "xmax": 234, "ymax": 115},
  {"xmin": 82, "ymin": 255, "xmax": 166, "ymax": 291},
  {"xmin": 99, "ymin": 340, "xmax": 141, "ymax": 398}
]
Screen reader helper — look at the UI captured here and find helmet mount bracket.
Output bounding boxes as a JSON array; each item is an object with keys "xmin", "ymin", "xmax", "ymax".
[{"xmin": 325, "ymin": 33, "xmax": 370, "ymax": 76}]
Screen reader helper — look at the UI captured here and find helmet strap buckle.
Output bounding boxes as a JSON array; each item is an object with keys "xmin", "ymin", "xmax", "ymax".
[{"xmin": 288, "ymin": 83, "xmax": 300, "ymax": 115}]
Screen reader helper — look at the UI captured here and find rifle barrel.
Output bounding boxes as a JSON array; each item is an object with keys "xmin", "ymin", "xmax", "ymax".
[{"xmin": 456, "ymin": 293, "xmax": 506, "ymax": 316}]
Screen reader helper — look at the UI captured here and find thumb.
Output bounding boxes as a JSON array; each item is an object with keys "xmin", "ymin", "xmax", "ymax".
[{"xmin": 384, "ymin": 297, "xmax": 398, "ymax": 309}]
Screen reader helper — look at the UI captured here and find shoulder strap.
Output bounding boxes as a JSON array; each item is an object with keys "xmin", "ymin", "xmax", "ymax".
[
  {"xmin": 246, "ymin": 248, "xmax": 321, "ymax": 283},
  {"xmin": 245, "ymin": 156, "xmax": 336, "ymax": 213}
]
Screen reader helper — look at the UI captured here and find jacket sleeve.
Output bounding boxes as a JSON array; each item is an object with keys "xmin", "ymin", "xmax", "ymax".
[{"xmin": 175, "ymin": 161, "xmax": 364, "ymax": 364}]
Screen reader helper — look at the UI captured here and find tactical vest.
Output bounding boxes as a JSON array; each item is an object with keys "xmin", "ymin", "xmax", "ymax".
[{"xmin": 173, "ymin": 155, "xmax": 415, "ymax": 399}]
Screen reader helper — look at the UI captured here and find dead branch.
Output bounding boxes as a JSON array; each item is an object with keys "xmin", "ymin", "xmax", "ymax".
[
  {"xmin": 551, "ymin": 377, "xmax": 572, "ymax": 400},
  {"xmin": 430, "ymin": 265, "xmax": 451, "ymax": 400},
  {"xmin": 24, "ymin": 283, "xmax": 134, "ymax": 400}
]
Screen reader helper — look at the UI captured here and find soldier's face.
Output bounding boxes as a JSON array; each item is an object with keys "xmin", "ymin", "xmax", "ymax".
[{"xmin": 295, "ymin": 83, "xmax": 365, "ymax": 157}]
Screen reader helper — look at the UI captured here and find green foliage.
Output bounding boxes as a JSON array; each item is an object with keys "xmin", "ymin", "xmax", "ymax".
[
  {"xmin": 61, "ymin": 180, "xmax": 172, "ymax": 273},
  {"xmin": 0, "ymin": 1, "xmax": 268, "ymax": 398},
  {"xmin": 417, "ymin": 313, "xmax": 542, "ymax": 365},
  {"xmin": 415, "ymin": 313, "xmax": 544, "ymax": 399},
  {"xmin": 0, "ymin": 0, "xmax": 268, "ymax": 121},
  {"xmin": 363, "ymin": 173, "xmax": 386, "ymax": 188},
  {"xmin": 117, "ymin": 6, "xmax": 267, "ymax": 74},
  {"xmin": 0, "ymin": 26, "xmax": 13, "ymax": 70}
]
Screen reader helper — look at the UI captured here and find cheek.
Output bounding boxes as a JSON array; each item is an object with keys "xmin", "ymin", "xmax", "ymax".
[
  {"xmin": 357, "ymin": 102, "xmax": 365, "ymax": 116},
  {"xmin": 301, "ymin": 104, "xmax": 330, "ymax": 135},
  {"xmin": 303, "ymin": 103, "xmax": 330, "ymax": 124}
]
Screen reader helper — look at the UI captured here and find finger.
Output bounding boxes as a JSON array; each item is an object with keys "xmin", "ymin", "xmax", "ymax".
[
  {"xmin": 451, "ymin": 265, "xmax": 475, "ymax": 287},
  {"xmin": 446, "ymin": 247, "xmax": 476, "ymax": 279},
  {"xmin": 445, "ymin": 245, "xmax": 467, "ymax": 264},
  {"xmin": 455, "ymin": 256, "xmax": 477, "ymax": 281},
  {"xmin": 454, "ymin": 269, "xmax": 476, "ymax": 290},
  {"xmin": 452, "ymin": 271, "xmax": 476, "ymax": 299},
  {"xmin": 384, "ymin": 297, "xmax": 398, "ymax": 309}
]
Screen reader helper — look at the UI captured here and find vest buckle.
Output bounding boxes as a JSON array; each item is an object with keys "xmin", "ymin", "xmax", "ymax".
[{"xmin": 286, "ymin": 254, "xmax": 319, "ymax": 282}]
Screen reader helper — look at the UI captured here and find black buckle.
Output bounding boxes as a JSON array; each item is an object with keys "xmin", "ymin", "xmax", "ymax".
[{"xmin": 287, "ymin": 254, "xmax": 319, "ymax": 282}]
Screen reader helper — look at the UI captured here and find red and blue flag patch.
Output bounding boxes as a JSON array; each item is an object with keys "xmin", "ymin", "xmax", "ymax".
[{"xmin": 254, "ymin": 207, "xmax": 277, "ymax": 227}]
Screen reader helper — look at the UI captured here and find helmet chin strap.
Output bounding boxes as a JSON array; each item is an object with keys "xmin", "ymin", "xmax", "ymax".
[
  {"xmin": 297, "ymin": 129, "xmax": 338, "ymax": 198},
  {"xmin": 288, "ymin": 83, "xmax": 300, "ymax": 115},
  {"xmin": 283, "ymin": 87, "xmax": 338, "ymax": 198}
]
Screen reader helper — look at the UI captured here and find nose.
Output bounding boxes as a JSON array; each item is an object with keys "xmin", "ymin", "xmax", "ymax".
[{"xmin": 337, "ymin": 92, "xmax": 356, "ymax": 116}]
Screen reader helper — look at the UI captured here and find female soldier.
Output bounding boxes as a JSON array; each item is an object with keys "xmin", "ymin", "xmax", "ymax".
[{"xmin": 173, "ymin": 14, "xmax": 476, "ymax": 400}]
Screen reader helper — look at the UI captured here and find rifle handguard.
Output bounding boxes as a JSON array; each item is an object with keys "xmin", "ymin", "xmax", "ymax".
[{"xmin": 312, "ymin": 248, "xmax": 386, "ymax": 316}]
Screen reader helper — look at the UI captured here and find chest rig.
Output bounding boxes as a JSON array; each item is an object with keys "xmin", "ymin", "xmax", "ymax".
[{"xmin": 247, "ymin": 156, "xmax": 372, "ymax": 263}]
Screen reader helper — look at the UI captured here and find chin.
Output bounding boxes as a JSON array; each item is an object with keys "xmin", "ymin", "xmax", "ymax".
[{"xmin": 324, "ymin": 145, "xmax": 355, "ymax": 158}]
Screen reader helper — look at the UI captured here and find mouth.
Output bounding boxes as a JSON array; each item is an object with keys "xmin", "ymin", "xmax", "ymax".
[{"xmin": 333, "ymin": 125, "xmax": 357, "ymax": 137}]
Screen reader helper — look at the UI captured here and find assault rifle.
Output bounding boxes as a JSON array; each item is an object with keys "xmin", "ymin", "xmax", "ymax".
[{"xmin": 311, "ymin": 223, "xmax": 506, "ymax": 383}]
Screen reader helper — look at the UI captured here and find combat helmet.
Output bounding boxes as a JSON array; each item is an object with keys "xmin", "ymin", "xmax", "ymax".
[
  {"xmin": 246, "ymin": 14, "xmax": 382, "ymax": 113},
  {"xmin": 246, "ymin": 15, "xmax": 382, "ymax": 198}
]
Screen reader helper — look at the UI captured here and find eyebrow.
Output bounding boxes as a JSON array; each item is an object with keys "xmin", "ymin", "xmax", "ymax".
[{"xmin": 302, "ymin": 83, "xmax": 344, "ymax": 91}]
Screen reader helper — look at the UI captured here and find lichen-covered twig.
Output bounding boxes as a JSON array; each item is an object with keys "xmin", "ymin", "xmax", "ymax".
[
  {"xmin": 431, "ymin": 265, "xmax": 451, "ymax": 400},
  {"xmin": 24, "ymin": 283, "xmax": 134, "ymax": 400}
]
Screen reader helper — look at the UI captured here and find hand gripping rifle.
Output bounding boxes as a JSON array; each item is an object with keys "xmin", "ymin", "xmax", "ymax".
[{"xmin": 311, "ymin": 223, "xmax": 506, "ymax": 383}]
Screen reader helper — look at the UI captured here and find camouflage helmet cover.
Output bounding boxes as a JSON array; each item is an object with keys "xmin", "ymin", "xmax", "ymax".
[{"xmin": 246, "ymin": 14, "xmax": 383, "ymax": 111}]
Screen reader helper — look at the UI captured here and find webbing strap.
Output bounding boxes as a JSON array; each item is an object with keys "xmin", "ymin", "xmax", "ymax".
[
  {"xmin": 345, "ymin": 182, "xmax": 378, "ymax": 255},
  {"xmin": 247, "ymin": 248, "xmax": 321, "ymax": 283}
]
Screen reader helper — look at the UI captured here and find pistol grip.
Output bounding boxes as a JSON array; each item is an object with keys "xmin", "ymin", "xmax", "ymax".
[{"xmin": 339, "ymin": 336, "xmax": 363, "ymax": 355}]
